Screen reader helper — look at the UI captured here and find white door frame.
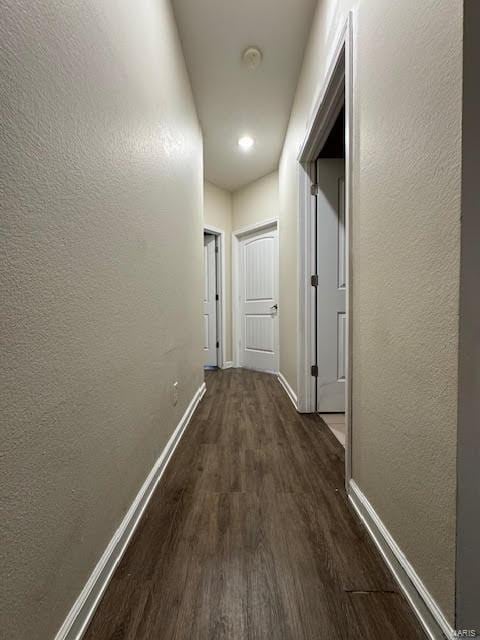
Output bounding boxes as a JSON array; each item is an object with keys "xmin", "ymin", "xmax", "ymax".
[
  {"xmin": 204, "ymin": 224, "xmax": 226, "ymax": 369},
  {"xmin": 296, "ymin": 13, "xmax": 355, "ymax": 487},
  {"xmin": 232, "ymin": 218, "xmax": 279, "ymax": 371}
]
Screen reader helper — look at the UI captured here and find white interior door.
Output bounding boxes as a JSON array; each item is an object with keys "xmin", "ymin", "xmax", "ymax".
[
  {"xmin": 316, "ymin": 159, "xmax": 346, "ymax": 411},
  {"xmin": 203, "ymin": 233, "xmax": 217, "ymax": 367},
  {"xmin": 238, "ymin": 225, "xmax": 279, "ymax": 372}
]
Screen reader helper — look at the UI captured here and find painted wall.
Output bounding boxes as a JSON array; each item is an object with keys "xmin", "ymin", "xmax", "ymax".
[
  {"xmin": 279, "ymin": 0, "xmax": 462, "ymax": 624},
  {"xmin": 0, "ymin": 1, "xmax": 203, "ymax": 638},
  {"xmin": 232, "ymin": 171, "xmax": 279, "ymax": 231},
  {"xmin": 204, "ymin": 181, "xmax": 233, "ymax": 363}
]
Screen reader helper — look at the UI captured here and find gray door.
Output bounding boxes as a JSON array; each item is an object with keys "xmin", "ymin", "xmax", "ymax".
[{"xmin": 316, "ymin": 159, "xmax": 346, "ymax": 411}]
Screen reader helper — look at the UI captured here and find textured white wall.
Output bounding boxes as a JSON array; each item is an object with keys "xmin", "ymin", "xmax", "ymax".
[
  {"xmin": 232, "ymin": 171, "xmax": 279, "ymax": 231},
  {"xmin": 204, "ymin": 181, "xmax": 233, "ymax": 362},
  {"xmin": 279, "ymin": 0, "xmax": 462, "ymax": 623},
  {"xmin": 0, "ymin": 1, "xmax": 203, "ymax": 638}
]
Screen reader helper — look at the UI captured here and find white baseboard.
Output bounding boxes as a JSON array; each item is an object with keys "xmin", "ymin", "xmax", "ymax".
[
  {"xmin": 55, "ymin": 382, "xmax": 207, "ymax": 640},
  {"xmin": 348, "ymin": 480, "xmax": 453, "ymax": 640},
  {"xmin": 222, "ymin": 361, "xmax": 234, "ymax": 369},
  {"xmin": 277, "ymin": 372, "xmax": 298, "ymax": 410}
]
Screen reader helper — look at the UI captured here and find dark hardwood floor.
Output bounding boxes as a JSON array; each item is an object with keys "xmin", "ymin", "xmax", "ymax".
[{"xmin": 84, "ymin": 369, "xmax": 426, "ymax": 640}]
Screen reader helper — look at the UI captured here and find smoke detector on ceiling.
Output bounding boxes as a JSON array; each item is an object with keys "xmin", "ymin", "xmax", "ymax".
[{"xmin": 242, "ymin": 47, "xmax": 263, "ymax": 70}]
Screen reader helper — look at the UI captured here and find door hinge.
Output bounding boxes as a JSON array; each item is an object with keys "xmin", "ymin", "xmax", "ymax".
[
  {"xmin": 216, "ymin": 341, "xmax": 219, "ymax": 349},
  {"xmin": 311, "ymin": 364, "xmax": 318, "ymax": 377},
  {"xmin": 310, "ymin": 183, "xmax": 319, "ymax": 196},
  {"xmin": 215, "ymin": 294, "xmax": 219, "ymax": 301},
  {"xmin": 311, "ymin": 274, "xmax": 318, "ymax": 287},
  {"xmin": 215, "ymin": 246, "xmax": 219, "ymax": 253}
]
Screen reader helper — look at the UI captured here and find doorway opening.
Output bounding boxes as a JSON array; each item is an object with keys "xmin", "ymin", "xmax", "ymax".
[
  {"xmin": 203, "ymin": 226, "xmax": 225, "ymax": 369},
  {"xmin": 232, "ymin": 219, "xmax": 279, "ymax": 374},
  {"xmin": 315, "ymin": 107, "xmax": 346, "ymax": 445},
  {"xmin": 297, "ymin": 15, "xmax": 354, "ymax": 486}
]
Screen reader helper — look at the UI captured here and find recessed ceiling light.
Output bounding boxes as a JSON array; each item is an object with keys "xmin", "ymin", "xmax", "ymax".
[{"xmin": 238, "ymin": 136, "xmax": 254, "ymax": 151}]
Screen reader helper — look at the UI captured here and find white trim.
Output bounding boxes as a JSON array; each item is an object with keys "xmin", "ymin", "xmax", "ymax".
[
  {"xmin": 204, "ymin": 225, "xmax": 226, "ymax": 369},
  {"xmin": 222, "ymin": 360, "xmax": 234, "ymax": 369},
  {"xmin": 298, "ymin": 20, "xmax": 347, "ymax": 162},
  {"xmin": 54, "ymin": 382, "xmax": 207, "ymax": 640},
  {"xmin": 344, "ymin": 8, "xmax": 356, "ymax": 493},
  {"xmin": 203, "ymin": 224, "xmax": 224, "ymax": 234},
  {"xmin": 278, "ymin": 372, "xmax": 298, "ymax": 410},
  {"xmin": 296, "ymin": 13, "xmax": 355, "ymax": 487},
  {"xmin": 348, "ymin": 480, "xmax": 453, "ymax": 640},
  {"xmin": 232, "ymin": 219, "xmax": 279, "ymax": 370},
  {"xmin": 232, "ymin": 217, "xmax": 278, "ymax": 238}
]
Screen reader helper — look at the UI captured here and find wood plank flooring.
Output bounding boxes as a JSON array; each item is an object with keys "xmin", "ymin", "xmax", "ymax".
[{"xmin": 84, "ymin": 369, "xmax": 426, "ymax": 640}]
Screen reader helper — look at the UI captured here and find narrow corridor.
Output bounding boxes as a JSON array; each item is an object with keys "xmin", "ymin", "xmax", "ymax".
[{"xmin": 84, "ymin": 370, "xmax": 425, "ymax": 639}]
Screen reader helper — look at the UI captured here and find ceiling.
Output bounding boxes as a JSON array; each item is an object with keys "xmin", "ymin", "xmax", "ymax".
[{"xmin": 172, "ymin": 0, "xmax": 318, "ymax": 191}]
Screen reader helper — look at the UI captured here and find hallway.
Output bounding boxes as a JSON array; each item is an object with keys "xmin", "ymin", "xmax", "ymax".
[
  {"xmin": 84, "ymin": 370, "xmax": 425, "ymax": 639},
  {"xmin": 3, "ymin": 0, "xmax": 476, "ymax": 636}
]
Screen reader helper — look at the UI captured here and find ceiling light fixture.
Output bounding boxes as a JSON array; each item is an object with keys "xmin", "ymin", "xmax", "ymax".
[
  {"xmin": 238, "ymin": 135, "xmax": 254, "ymax": 151},
  {"xmin": 242, "ymin": 46, "xmax": 263, "ymax": 70}
]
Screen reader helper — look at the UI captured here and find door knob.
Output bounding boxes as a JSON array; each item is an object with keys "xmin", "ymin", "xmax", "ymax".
[{"xmin": 270, "ymin": 304, "xmax": 278, "ymax": 311}]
